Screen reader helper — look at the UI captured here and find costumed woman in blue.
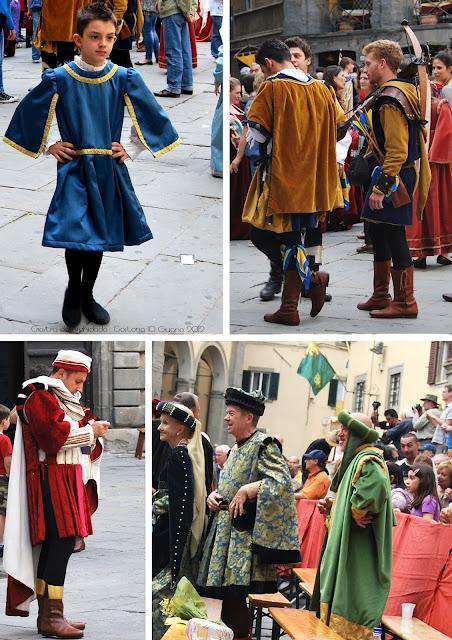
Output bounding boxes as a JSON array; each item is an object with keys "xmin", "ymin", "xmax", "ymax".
[{"xmin": 3, "ymin": 2, "xmax": 180, "ymax": 328}]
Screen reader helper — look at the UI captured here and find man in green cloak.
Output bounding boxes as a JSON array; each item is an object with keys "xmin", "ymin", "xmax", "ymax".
[{"xmin": 311, "ymin": 410, "xmax": 395, "ymax": 640}]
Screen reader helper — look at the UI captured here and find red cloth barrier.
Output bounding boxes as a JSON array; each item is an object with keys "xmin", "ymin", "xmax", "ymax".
[
  {"xmin": 296, "ymin": 503, "xmax": 452, "ymax": 636},
  {"xmin": 296, "ymin": 499, "xmax": 326, "ymax": 568}
]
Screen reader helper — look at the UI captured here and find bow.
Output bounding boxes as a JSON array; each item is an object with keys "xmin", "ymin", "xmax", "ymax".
[{"xmin": 401, "ymin": 19, "xmax": 431, "ymax": 145}]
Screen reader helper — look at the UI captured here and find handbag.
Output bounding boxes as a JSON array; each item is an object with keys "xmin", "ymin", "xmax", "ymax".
[
  {"xmin": 231, "ymin": 500, "xmax": 257, "ymax": 531},
  {"xmin": 348, "ymin": 145, "xmax": 371, "ymax": 186}
]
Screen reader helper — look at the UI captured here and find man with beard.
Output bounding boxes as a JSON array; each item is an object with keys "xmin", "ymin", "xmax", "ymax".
[{"xmin": 311, "ymin": 411, "xmax": 394, "ymax": 639}]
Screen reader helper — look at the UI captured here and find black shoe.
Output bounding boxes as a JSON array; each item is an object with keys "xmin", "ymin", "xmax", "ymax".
[
  {"xmin": 181, "ymin": 89, "xmax": 193, "ymax": 95},
  {"xmin": 443, "ymin": 293, "xmax": 452, "ymax": 302},
  {"xmin": 260, "ymin": 279, "xmax": 282, "ymax": 301},
  {"xmin": 82, "ymin": 296, "xmax": 110, "ymax": 325},
  {"xmin": 437, "ymin": 255, "xmax": 452, "ymax": 266},
  {"xmin": 413, "ymin": 257, "xmax": 427, "ymax": 269},
  {"xmin": 62, "ymin": 288, "xmax": 82, "ymax": 328},
  {"xmin": 154, "ymin": 89, "xmax": 180, "ymax": 98}
]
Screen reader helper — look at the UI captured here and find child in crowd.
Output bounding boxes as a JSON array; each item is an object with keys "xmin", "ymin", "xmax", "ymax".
[
  {"xmin": 0, "ymin": 405, "xmax": 13, "ymax": 558},
  {"xmin": 3, "ymin": 2, "xmax": 180, "ymax": 328},
  {"xmin": 406, "ymin": 463, "xmax": 441, "ymax": 521},
  {"xmin": 0, "ymin": 0, "xmax": 18, "ymax": 103},
  {"xmin": 387, "ymin": 461, "xmax": 411, "ymax": 513}
]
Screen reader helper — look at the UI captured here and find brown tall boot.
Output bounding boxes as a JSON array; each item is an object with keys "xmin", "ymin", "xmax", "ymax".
[
  {"xmin": 40, "ymin": 599, "xmax": 84, "ymax": 639},
  {"xmin": 38, "ymin": 593, "xmax": 86, "ymax": 633},
  {"xmin": 357, "ymin": 260, "xmax": 392, "ymax": 311},
  {"xmin": 309, "ymin": 271, "xmax": 329, "ymax": 317},
  {"xmin": 370, "ymin": 266, "xmax": 418, "ymax": 318},
  {"xmin": 264, "ymin": 270, "xmax": 302, "ymax": 325}
]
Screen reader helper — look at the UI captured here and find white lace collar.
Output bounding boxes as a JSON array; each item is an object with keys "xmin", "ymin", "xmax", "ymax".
[{"xmin": 74, "ymin": 54, "xmax": 106, "ymax": 72}]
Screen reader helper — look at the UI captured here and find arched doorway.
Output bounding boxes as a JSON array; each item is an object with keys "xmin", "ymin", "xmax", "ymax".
[
  {"xmin": 161, "ymin": 342, "xmax": 194, "ymax": 399},
  {"xmin": 194, "ymin": 344, "xmax": 227, "ymax": 445}
]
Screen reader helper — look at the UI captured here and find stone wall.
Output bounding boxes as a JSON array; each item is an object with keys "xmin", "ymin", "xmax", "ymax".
[{"xmin": 104, "ymin": 341, "xmax": 145, "ymax": 453}]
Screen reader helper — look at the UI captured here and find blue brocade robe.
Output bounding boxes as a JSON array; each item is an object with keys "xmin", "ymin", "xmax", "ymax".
[{"xmin": 3, "ymin": 61, "xmax": 181, "ymax": 251}]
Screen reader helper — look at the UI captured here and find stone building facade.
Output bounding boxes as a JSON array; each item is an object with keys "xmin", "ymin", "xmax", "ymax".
[
  {"xmin": 231, "ymin": 0, "xmax": 452, "ymax": 68},
  {"xmin": 0, "ymin": 340, "xmax": 145, "ymax": 452}
]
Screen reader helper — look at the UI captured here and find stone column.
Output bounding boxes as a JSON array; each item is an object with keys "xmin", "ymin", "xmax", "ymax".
[
  {"xmin": 228, "ymin": 342, "xmax": 246, "ymax": 387},
  {"xmin": 152, "ymin": 342, "xmax": 165, "ymax": 398},
  {"xmin": 206, "ymin": 390, "xmax": 228, "ymax": 446}
]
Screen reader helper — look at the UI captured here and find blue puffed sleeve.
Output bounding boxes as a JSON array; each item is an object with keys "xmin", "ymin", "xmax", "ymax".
[
  {"xmin": 124, "ymin": 68, "xmax": 181, "ymax": 157},
  {"xmin": 3, "ymin": 69, "xmax": 58, "ymax": 158}
]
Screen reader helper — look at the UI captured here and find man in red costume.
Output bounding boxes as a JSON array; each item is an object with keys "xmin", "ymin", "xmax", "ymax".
[{"xmin": 3, "ymin": 350, "xmax": 110, "ymax": 639}]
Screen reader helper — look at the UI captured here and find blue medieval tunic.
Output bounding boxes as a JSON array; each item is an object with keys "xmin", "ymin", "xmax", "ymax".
[{"xmin": 3, "ymin": 61, "xmax": 181, "ymax": 251}]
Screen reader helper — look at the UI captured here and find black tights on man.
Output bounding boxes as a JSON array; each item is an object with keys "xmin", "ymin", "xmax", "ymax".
[{"xmin": 63, "ymin": 249, "xmax": 110, "ymax": 328}]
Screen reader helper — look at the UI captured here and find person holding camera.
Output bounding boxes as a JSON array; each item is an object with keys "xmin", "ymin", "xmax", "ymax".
[
  {"xmin": 197, "ymin": 388, "xmax": 300, "ymax": 640},
  {"xmin": 412, "ymin": 395, "xmax": 441, "ymax": 447}
]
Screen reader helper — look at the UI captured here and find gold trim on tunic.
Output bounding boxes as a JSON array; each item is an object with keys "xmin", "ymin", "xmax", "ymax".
[
  {"xmin": 74, "ymin": 149, "xmax": 113, "ymax": 155},
  {"xmin": 330, "ymin": 612, "xmax": 374, "ymax": 640},
  {"xmin": 352, "ymin": 454, "xmax": 386, "ymax": 486},
  {"xmin": 63, "ymin": 64, "xmax": 119, "ymax": 84},
  {"xmin": 3, "ymin": 92, "xmax": 59, "ymax": 158},
  {"xmin": 123, "ymin": 93, "xmax": 182, "ymax": 157}
]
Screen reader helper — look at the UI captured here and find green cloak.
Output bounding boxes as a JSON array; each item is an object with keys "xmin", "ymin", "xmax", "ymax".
[{"xmin": 311, "ymin": 412, "xmax": 395, "ymax": 640}]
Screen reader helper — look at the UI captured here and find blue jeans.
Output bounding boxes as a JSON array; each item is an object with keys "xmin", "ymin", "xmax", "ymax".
[
  {"xmin": 32, "ymin": 8, "xmax": 41, "ymax": 60},
  {"xmin": 211, "ymin": 15, "xmax": 222, "ymax": 58},
  {"xmin": 163, "ymin": 13, "xmax": 192, "ymax": 93},
  {"xmin": 143, "ymin": 12, "xmax": 159, "ymax": 61},
  {"xmin": 0, "ymin": 30, "xmax": 4, "ymax": 93}
]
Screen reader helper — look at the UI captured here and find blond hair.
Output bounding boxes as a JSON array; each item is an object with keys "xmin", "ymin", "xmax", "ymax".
[
  {"xmin": 230, "ymin": 77, "xmax": 241, "ymax": 91},
  {"xmin": 363, "ymin": 39, "xmax": 403, "ymax": 73}
]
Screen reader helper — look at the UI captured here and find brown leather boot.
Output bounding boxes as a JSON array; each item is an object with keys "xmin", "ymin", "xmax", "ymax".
[
  {"xmin": 40, "ymin": 599, "xmax": 84, "ymax": 639},
  {"xmin": 309, "ymin": 271, "xmax": 329, "ymax": 317},
  {"xmin": 38, "ymin": 594, "xmax": 86, "ymax": 633},
  {"xmin": 264, "ymin": 270, "xmax": 302, "ymax": 325},
  {"xmin": 370, "ymin": 266, "xmax": 418, "ymax": 318},
  {"xmin": 357, "ymin": 260, "xmax": 392, "ymax": 311}
]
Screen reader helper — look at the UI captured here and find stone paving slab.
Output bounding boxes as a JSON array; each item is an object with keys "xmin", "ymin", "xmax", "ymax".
[
  {"xmin": 0, "ymin": 42, "xmax": 222, "ymax": 334},
  {"xmin": 231, "ymin": 225, "xmax": 452, "ymax": 334},
  {"xmin": 0, "ymin": 453, "xmax": 144, "ymax": 640}
]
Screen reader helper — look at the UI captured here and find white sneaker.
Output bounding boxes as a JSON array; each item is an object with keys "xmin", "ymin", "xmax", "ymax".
[
  {"xmin": 0, "ymin": 92, "xmax": 19, "ymax": 103},
  {"xmin": 32, "ymin": 59, "xmax": 41, "ymax": 63}
]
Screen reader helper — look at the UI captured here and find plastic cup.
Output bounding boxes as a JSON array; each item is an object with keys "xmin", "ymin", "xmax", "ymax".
[{"xmin": 401, "ymin": 603, "xmax": 416, "ymax": 620}]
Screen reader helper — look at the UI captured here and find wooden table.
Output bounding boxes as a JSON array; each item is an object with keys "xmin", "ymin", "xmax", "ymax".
[
  {"xmin": 269, "ymin": 608, "xmax": 344, "ymax": 640},
  {"xmin": 382, "ymin": 615, "xmax": 451, "ymax": 640}
]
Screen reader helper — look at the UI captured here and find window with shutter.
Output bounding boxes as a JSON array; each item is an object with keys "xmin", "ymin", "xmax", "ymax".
[
  {"xmin": 328, "ymin": 379, "xmax": 338, "ymax": 407},
  {"xmin": 427, "ymin": 342, "xmax": 439, "ymax": 384}
]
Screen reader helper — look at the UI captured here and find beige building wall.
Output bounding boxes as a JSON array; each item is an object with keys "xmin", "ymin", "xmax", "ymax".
[
  {"xmin": 345, "ymin": 340, "xmax": 446, "ymax": 416},
  {"xmin": 241, "ymin": 341, "xmax": 349, "ymax": 457}
]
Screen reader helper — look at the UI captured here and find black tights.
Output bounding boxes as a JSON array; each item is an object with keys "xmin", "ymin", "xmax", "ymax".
[
  {"xmin": 221, "ymin": 596, "xmax": 249, "ymax": 638},
  {"xmin": 250, "ymin": 227, "xmax": 322, "ymax": 274},
  {"xmin": 368, "ymin": 223, "xmax": 412, "ymax": 269},
  {"xmin": 36, "ymin": 468, "xmax": 75, "ymax": 587},
  {"xmin": 65, "ymin": 250, "xmax": 103, "ymax": 295}
]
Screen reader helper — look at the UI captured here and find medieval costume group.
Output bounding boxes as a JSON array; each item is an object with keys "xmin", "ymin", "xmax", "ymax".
[
  {"xmin": 230, "ymin": 37, "xmax": 452, "ymax": 326},
  {"xmin": 152, "ymin": 388, "xmax": 395, "ymax": 640}
]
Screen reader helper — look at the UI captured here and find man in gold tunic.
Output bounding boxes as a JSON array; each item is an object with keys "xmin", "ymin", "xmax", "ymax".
[{"xmin": 242, "ymin": 39, "xmax": 340, "ymax": 326}]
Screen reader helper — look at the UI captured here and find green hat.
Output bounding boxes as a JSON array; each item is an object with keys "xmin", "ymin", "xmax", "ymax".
[
  {"xmin": 331, "ymin": 410, "xmax": 381, "ymax": 492},
  {"xmin": 338, "ymin": 410, "xmax": 379, "ymax": 443}
]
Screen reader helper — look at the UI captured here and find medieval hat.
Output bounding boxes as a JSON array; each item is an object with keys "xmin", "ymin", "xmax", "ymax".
[
  {"xmin": 338, "ymin": 410, "xmax": 379, "ymax": 443},
  {"xmin": 52, "ymin": 350, "xmax": 92, "ymax": 373},
  {"xmin": 224, "ymin": 387, "xmax": 266, "ymax": 416},
  {"xmin": 155, "ymin": 400, "xmax": 196, "ymax": 431},
  {"xmin": 420, "ymin": 394, "xmax": 439, "ymax": 406}
]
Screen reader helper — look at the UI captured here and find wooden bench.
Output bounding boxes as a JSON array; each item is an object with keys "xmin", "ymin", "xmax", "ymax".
[
  {"xmin": 248, "ymin": 592, "xmax": 290, "ymax": 640},
  {"xmin": 268, "ymin": 608, "xmax": 344, "ymax": 640},
  {"xmin": 292, "ymin": 568, "xmax": 317, "ymax": 609},
  {"xmin": 382, "ymin": 615, "xmax": 450, "ymax": 640},
  {"xmin": 134, "ymin": 426, "xmax": 145, "ymax": 459}
]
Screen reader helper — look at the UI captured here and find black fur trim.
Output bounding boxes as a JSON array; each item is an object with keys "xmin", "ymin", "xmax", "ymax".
[{"xmin": 252, "ymin": 543, "xmax": 301, "ymax": 564}]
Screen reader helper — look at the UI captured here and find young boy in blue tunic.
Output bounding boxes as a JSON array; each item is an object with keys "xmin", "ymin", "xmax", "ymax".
[{"xmin": 3, "ymin": 2, "xmax": 180, "ymax": 328}]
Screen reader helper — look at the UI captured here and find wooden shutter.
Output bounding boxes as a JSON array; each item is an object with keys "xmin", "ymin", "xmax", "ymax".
[
  {"xmin": 268, "ymin": 373, "xmax": 280, "ymax": 400},
  {"xmin": 242, "ymin": 370, "xmax": 251, "ymax": 391},
  {"xmin": 328, "ymin": 379, "xmax": 338, "ymax": 407},
  {"xmin": 427, "ymin": 342, "xmax": 439, "ymax": 384}
]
